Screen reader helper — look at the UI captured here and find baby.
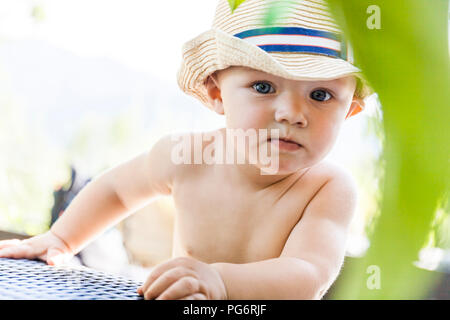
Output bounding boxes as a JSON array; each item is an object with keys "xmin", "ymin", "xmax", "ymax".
[{"xmin": 0, "ymin": 0, "xmax": 372, "ymax": 300}]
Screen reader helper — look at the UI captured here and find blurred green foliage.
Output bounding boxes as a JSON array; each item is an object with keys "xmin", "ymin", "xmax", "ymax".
[
  {"xmin": 65, "ymin": 104, "xmax": 156, "ymax": 178},
  {"xmin": 352, "ymin": 100, "xmax": 385, "ymax": 240},
  {"xmin": 262, "ymin": 0, "xmax": 295, "ymax": 25},
  {"xmin": 31, "ymin": 5, "xmax": 45, "ymax": 23},
  {"xmin": 0, "ymin": 67, "xmax": 68, "ymax": 235},
  {"xmin": 324, "ymin": 0, "xmax": 450, "ymax": 299}
]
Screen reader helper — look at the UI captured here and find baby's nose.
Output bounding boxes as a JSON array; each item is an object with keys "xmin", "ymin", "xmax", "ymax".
[{"xmin": 274, "ymin": 95, "xmax": 308, "ymax": 127}]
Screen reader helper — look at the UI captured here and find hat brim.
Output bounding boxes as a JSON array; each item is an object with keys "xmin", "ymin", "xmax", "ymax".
[{"xmin": 177, "ymin": 28, "xmax": 372, "ymax": 110}]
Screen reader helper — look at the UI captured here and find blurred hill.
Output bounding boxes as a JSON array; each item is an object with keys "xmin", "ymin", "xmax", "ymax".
[{"xmin": 0, "ymin": 38, "xmax": 224, "ymax": 149}]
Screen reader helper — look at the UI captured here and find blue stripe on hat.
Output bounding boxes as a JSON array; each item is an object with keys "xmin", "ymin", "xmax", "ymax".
[
  {"xmin": 233, "ymin": 26, "xmax": 348, "ymax": 61},
  {"xmin": 233, "ymin": 26, "xmax": 342, "ymax": 42}
]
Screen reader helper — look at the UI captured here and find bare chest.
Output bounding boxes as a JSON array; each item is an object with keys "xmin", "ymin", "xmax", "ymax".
[{"xmin": 170, "ymin": 172, "xmax": 314, "ymax": 264}]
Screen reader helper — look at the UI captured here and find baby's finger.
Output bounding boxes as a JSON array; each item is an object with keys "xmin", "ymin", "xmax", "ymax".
[
  {"xmin": 155, "ymin": 276, "xmax": 201, "ymax": 300},
  {"xmin": 143, "ymin": 267, "xmax": 197, "ymax": 300},
  {"xmin": 0, "ymin": 239, "xmax": 22, "ymax": 250},
  {"xmin": 139, "ymin": 257, "xmax": 195, "ymax": 295},
  {"xmin": 179, "ymin": 293, "xmax": 207, "ymax": 300},
  {"xmin": 0, "ymin": 244, "xmax": 34, "ymax": 259},
  {"xmin": 139, "ymin": 263, "xmax": 178, "ymax": 295}
]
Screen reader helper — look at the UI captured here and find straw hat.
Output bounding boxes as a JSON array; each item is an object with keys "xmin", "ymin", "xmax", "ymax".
[{"xmin": 177, "ymin": 0, "xmax": 373, "ymax": 112}]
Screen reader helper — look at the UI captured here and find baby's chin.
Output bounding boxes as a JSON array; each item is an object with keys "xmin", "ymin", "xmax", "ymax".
[{"xmin": 255, "ymin": 159, "xmax": 309, "ymax": 176}]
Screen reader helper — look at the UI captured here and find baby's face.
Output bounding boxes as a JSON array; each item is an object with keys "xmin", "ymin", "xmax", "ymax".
[{"xmin": 205, "ymin": 66, "xmax": 364, "ymax": 173}]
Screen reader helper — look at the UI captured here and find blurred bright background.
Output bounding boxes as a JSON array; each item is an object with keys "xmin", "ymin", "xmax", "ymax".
[{"xmin": 0, "ymin": 0, "xmax": 447, "ymax": 289}]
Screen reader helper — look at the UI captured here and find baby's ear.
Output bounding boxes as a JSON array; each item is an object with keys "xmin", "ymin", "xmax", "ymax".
[
  {"xmin": 345, "ymin": 96, "xmax": 365, "ymax": 119},
  {"xmin": 205, "ymin": 73, "xmax": 224, "ymax": 115}
]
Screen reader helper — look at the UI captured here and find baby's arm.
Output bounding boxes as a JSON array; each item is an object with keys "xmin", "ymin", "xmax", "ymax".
[
  {"xmin": 0, "ymin": 134, "xmax": 175, "ymax": 262},
  {"xmin": 211, "ymin": 167, "xmax": 358, "ymax": 299},
  {"xmin": 51, "ymin": 134, "xmax": 175, "ymax": 254}
]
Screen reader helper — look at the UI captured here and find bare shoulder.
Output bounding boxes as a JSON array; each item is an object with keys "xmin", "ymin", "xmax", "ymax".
[
  {"xmin": 299, "ymin": 160, "xmax": 358, "ymax": 224},
  {"xmin": 168, "ymin": 128, "xmax": 222, "ymax": 150},
  {"xmin": 306, "ymin": 159, "xmax": 355, "ymax": 180},
  {"xmin": 304, "ymin": 160, "xmax": 358, "ymax": 192},
  {"xmin": 167, "ymin": 128, "xmax": 222, "ymax": 162},
  {"xmin": 156, "ymin": 129, "xmax": 221, "ymax": 179}
]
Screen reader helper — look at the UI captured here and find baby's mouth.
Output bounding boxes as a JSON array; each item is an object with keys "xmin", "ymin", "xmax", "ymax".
[
  {"xmin": 268, "ymin": 137, "xmax": 301, "ymax": 146},
  {"xmin": 267, "ymin": 137, "xmax": 303, "ymax": 151}
]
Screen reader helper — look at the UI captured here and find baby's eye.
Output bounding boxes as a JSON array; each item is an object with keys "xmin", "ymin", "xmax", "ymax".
[
  {"xmin": 310, "ymin": 89, "xmax": 332, "ymax": 102},
  {"xmin": 252, "ymin": 82, "xmax": 275, "ymax": 94}
]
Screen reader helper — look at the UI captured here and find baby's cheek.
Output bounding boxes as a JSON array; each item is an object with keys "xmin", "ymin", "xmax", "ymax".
[
  {"xmin": 312, "ymin": 121, "xmax": 340, "ymax": 154},
  {"xmin": 236, "ymin": 108, "xmax": 271, "ymax": 131}
]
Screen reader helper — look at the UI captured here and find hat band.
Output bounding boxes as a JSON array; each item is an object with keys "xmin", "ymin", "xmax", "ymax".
[{"xmin": 233, "ymin": 26, "xmax": 352, "ymax": 62}]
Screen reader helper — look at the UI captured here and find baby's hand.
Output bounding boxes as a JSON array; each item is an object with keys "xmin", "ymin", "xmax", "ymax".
[
  {"xmin": 137, "ymin": 256, "xmax": 227, "ymax": 300},
  {"xmin": 0, "ymin": 230, "xmax": 73, "ymax": 266}
]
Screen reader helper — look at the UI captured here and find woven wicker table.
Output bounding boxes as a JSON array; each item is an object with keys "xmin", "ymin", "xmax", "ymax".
[{"xmin": 0, "ymin": 257, "xmax": 143, "ymax": 300}]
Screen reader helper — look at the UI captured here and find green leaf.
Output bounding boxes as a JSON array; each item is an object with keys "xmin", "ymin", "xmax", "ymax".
[
  {"xmin": 323, "ymin": 0, "xmax": 450, "ymax": 299},
  {"xmin": 262, "ymin": 0, "xmax": 295, "ymax": 26},
  {"xmin": 227, "ymin": 0, "xmax": 247, "ymax": 13}
]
